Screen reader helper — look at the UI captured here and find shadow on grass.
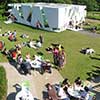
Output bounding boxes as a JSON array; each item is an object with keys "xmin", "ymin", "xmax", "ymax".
[
  {"xmin": 91, "ymin": 90, "xmax": 100, "ymax": 100},
  {"xmin": 90, "ymin": 56, "xmax": 100, "ymax": 60},
  {"xmin": 86, "ymin": 65, "xmax": 100, "ymax": 83}
]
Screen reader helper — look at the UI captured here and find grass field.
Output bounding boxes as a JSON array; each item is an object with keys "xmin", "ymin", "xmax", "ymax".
[
  {"xmin": 0, "ymin": 21, "xmax": 100, "ymax": 82},
  {"xmin": 87, "ymin": 11, "xmax": 100, "ymax": 20}
]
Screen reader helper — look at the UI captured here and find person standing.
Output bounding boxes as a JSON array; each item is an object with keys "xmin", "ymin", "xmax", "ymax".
[
  {"xmin": 39, "ymin": 34, "xmax": 44, "ymax": 44},
  {"xmin": 13, "ymin": 30, "xmax": 17, "ymax": 37}
]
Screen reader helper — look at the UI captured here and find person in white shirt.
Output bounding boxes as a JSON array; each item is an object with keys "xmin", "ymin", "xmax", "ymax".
[{"xmin": 58, "ymin": 86, "xmax": 70, "ymax": 100}]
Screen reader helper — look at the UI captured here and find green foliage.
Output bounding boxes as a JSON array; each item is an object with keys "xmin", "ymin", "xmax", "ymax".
[
  {"xmin": 0, "ymin": 0, "xmax": 99, "ymax": 17},
  {"xmin": 72, "ymin": 0, "xmax": 99, "ymax": 11},
  {"xmin": 0, "ymin": 1, "xmax": 7, "ymax": 13},
  {"xmin": 86, "ymin": 0, "xmax": 99, "ymax": 11},
  {"xmin": 0, "ymin": 66, "xmax": 7, "ymax": 100}
]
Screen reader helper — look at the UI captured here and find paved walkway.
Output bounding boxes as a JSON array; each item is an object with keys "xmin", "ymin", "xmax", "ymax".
[
  {"xmin": 0, "ymin": 62, "xmax": 63, "ymax": 100},
  {"xmin": 79, "ymin": 30, "xmax": 100, "ymax": 38},
  {"xmin": 0, "ymin": 62, "xmax": 100, "ymax": 100}
]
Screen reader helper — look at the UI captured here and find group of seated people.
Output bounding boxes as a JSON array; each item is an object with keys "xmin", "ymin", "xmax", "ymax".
[
  {"xmin": 45, "ymin": 77, "xmax": 95, "ymax": 100},
  {"xmin": 7, "ymin": 47, "xmax": 52, "ymax": 75},
  {"xmin": 0, "ymin": 30, "xmax": 17, "ymax": 41},
  {"xmin": 0, "ymin": 31, "xmax": 45, "ymax": 75},
  {"xmin": 1, "ymin": 42, "xmax": 52, "ymax": 75}
]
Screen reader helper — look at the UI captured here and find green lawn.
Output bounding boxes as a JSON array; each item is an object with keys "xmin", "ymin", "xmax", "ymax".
[
  {"xmin": 0, "ymin": 21, "xmax": 100, "ymax": 82},
  {"xmin": 87, "ymin": 11, "xmax": 100, "ymax": 20},
  {"xmin": 0, "ymin": 66, "xmax": 7, "ymax": 100}
]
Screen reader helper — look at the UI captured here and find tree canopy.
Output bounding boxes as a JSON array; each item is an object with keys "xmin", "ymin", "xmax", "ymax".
[{"xmin": 0, "ymin": 0, "xmax": 100, "ymax": 18}]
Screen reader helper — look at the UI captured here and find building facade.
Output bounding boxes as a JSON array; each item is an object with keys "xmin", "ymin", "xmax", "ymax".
[{"xmin": 8, "ymin": 3, "xmax": 86, "ymax": 32}]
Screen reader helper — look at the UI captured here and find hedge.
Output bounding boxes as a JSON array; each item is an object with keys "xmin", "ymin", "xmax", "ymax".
[{"xmin": 0, "ymin": 66, "xmax": 7, "ymax": 100}]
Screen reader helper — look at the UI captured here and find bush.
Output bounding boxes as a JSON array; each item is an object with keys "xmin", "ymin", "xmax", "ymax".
[{"xmin": 0, "ymin": 66, "xmax": 7, "ymax": 100}]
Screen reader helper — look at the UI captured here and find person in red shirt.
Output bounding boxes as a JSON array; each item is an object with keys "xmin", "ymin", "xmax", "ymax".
[
  {"xmin": 11, "ymin": 50, "xmax": 17, "ymax": 60},
  {"xmin": 0, "ymin": 41, "xmax": 5, "ymax": 51}
]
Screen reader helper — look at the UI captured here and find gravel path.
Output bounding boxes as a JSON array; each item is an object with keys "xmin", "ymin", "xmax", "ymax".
[
  {"xmin": 0, "ymin": 62, "xmax": 63, "ymax": 100},
  {"xmin": 79, "ymin": 30, "xmax": 100, "ymax": 38}
]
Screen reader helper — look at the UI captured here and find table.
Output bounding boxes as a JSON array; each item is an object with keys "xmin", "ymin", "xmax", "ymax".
[{"xmin": 16, "ymin": 87, "xmax": 34, "ymax": 100}]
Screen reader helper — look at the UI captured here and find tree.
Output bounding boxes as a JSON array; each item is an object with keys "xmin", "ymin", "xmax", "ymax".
[
  {"xmin": 64, "ymin": 0, "xmax": 72, "ymax": 4},
  {"xmin": 86, "ymin": 0, "xmax": 98, "ymax": 11},
  {"xmin": 34, "ymin": 0, "xmax": 72, "ymax": 4},
  {"xmin": 72, "ymin": 0, "xmax": 99, "ymax": 11},
  {"xmin": 96, "ymin": 0, "xmax": 100, "ymax": 11},
  {"xmin": 0, "ymin": 0, "xmax": 7, "ymax": 18}
]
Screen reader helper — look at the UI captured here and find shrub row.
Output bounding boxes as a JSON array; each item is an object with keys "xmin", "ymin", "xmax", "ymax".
[{"xmin": 0, "ymin": 66, "xmax": 7, "ymax": 100}]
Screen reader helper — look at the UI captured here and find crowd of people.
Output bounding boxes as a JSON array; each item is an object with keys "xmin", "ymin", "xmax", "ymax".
[
  {"xmin": 0, "ymin": 31, "xmax": 54, "ymax": 75},
  {"xmin": 45, "ymin": 77, "xmax": 95, "ymax": 100},
  {"xmin": 46, "ymin": 43, "xmax": 66, "ymax": 70},
  {"xmin": 1, "ymin": 44, "xmax": 53, "ymax": 75},
  {"xmin": 0, "ymin": 30, "xmax": 17, "ymax": 41},
  {"xmin": 0, "ymin": 29, "xmax": 96, "ymax": 100}
]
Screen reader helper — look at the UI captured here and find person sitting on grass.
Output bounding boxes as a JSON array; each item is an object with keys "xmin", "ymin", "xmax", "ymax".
[
  {"xmin": 80, "ymin": 47, "xmax": 95, "ymax": 55},
  {"xmin": 17, "ymin": 54, "xmax": 23, "ymax": 70},
  {"xmin": 28, "ymin": 39, "xmax": 37, "ymax": 49},
  {"xmin": 80, "ymin": 86, "xmax": 94, "ymax": 100},
  {"xmin": 8, "ymin": 33, "xmax": 17, "ymax": 41},
  {"xmin": 85, "ymin": 48, "xmax": 95, "ymax": 55},
  {"xmin": 1, "ymin": 48, "xmax": 9, "ymax": 55},
  {"xmin": 58, "ymin": 85, "xmax": 70, "ymax": 100},
  {"xmin": 13, "ymin": 30, "xmax": 17, "ymax": 37},
  {"xmin": 20, "ymin": 33, "xmax": 29, "ymax": 38},
  {"xmin": 16, "ymin": 47, "xmax": 21, "ymax": 55},
  {"xmin": 17, "ymin": 54, "xmax": 23, "ymax": 65},
  {"xmin": 73, "ymin": 77, "xmax": 84, "ymax": 91},
  {"xmin": 41, "ymin": 59, "xmax": 52, "ymax": 74},
  {"xmin": 45, "ymin": 45, "xmax": 53, "ymax": 53},
  {"xmin": 21, "ymin": 61, "xmax": 32, "ymax": 75},
  {"xmin": 39, "ymin": 34, "xmax": 44, "ymax": 44},
  {"xmin": 35, "ymin": 40, "xmax": 42, "ymax": 48},
  {"xmin": 0, "ymin": 41, "xmax": 5, "ymax": 51},
  {"xmin": 61, "ymin": 78, "xmax": 70, "ymax": 94},
  {"xmin": 10, "ymin": 49, "xmax": 17, "ymax": 60},
  {"xmin": 25, "ymin": 53, "xmax": 31, "ymax": 63}
]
